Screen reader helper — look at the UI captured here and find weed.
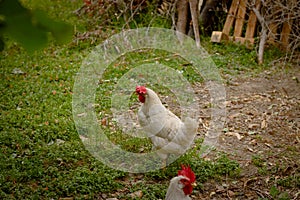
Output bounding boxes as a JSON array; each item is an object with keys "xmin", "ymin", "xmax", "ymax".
[
  {"xmin": 252, "ymin": 155, "xmax": 266, "ymax": 168},
  {"xmin": 269, "ymin": 185, "xmax": 290, "ymax": 200}
]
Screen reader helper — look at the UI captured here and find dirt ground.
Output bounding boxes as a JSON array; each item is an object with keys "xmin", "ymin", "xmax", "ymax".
[{"xmin": 193, "ymin": 66, "xmax": 300, "ymax": 199}]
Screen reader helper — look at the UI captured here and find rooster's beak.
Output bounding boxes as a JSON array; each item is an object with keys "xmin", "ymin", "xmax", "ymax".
[{"xmin": 191, "ymin": 182, "xmax": 197, "ymax": 187}]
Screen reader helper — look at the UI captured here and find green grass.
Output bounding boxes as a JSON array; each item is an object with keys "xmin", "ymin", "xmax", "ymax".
[
  {"xmin": 0, "ymin": 42, "xmax": 125, "ymax": 199},
  {"xmin": 0, "ymin": 39, "xmax": 242, "ymax": 199},
  {"xmin": 0, "ymin": 0, "xmax": 294, "ymax": 199}
]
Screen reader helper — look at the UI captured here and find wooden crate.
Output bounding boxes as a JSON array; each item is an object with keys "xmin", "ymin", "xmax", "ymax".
[
  {"xmin": 211, "ymin": 0, "xmax": 294, "ymax": 50},
  {"xmin": 269, "ymin": 18, "xmax": 293, "ymax": 50},
  {"xmin": 211, "ymin": 0, "xmax": 261, "ymax": 48}
]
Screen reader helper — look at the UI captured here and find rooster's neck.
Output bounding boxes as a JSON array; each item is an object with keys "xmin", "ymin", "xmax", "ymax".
[
  {"xmin": 144, "ymin": 88, "xmax": 162, "ymax": 105},
  {"xmin": 140, "ymin": 88, "xmax": 164, "ymax": 116}
]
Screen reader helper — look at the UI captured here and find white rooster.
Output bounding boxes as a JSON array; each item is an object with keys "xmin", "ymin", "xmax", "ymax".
[
  {"xmin": 165, "ymin": 165, "xmax": 197, "ymax": 200},
  {"xmin": 136, "ymin": 86, "xmax": 198, "ymax": 166}
]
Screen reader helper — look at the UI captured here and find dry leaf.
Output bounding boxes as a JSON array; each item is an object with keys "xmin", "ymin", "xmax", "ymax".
[
  {"xmin": 247, "ymin": 147, "xmax": 254, "ymax": 152},
  {"xmin": 77, "ymin": 113, "xmax": 87, "ymax": 117},
  {"xmin": 12, "ymin": 68, "xmax": 25, "ymax": 74},
  {"xmin": 228, "ymin": 190, "xmax": 235, "ymax": 197},
  {"xmin": 225, "ymin": 132, "xmax": 244, "ymax": 140},
  {"xmin": 249, "ymin": 139, "xmax": 257, "ymax": 145},
  {"xmin": 129, "ymin": 190, "xmax": 143, "ymax": 198},
  {"xmin": 101, "ymin": 118, "xmax": 107, "ymax": 126},
  {"xmin": 248, "ymin": 124, "xmax": 260, "ymax": 129},
  {"xmin": 229, "ymin": 112, "xmax": 240, "ymax": 119},
  {"xmin": 248, "ymin": 131, "xmax": 257, "ymax": 135},
  {"xmin": 216, "ymin": 185, "xmax": 225, "ymax": 192},
  {"xmin": 261, "ymin": 119, "xmax": 267, "ymax": 129},
  {"xmin": 243, "ymin": 177, "xmax": 258, "ymax": 187},
  {"xmin": 56, "ymin": 139, "xmax": 65, "ymax": 145},
  {"xmin": 209, "ymin": 191, "xmax": 216, "ymax": 197},
  {"xmin": 79, "ymin": 135, "xmax": 89, "ymax": 142},
  {"xmin": 264, "ymin": 143, "xmax": 272, "ymax": 148},
  {"xmin": 296, "ymin": 136, "xmax": 300, "ymax": 143}
]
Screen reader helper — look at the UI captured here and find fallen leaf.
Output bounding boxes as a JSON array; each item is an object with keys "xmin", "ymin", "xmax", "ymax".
[
  {"xmin": 282, "ymin": 166, "xmax": 293, "ymax": 176},
  {"xmin": 248, "ymin": 131, "xmax": 257, "ymax": 135},
  {"xmin": 268, "ymin": 104, "xmax": 276, "ymax": 110},
  {"xmin": 12, "ymin": 68, "xmax": 25, "ymax": 74},
  {"xmin": 243, "ymin": 177, "xmax": 258, "ymax": 187},
  {"xmin": 228, "ymin": 112, "xmax": 240, "ymax": 119},
  {"xmin": 228, "ymin": 190, "xmax": 235, "ymax": 197},
  {"xmin": 79, "ymin": 135, "xmax": 89, "ymax": 142},
  {"xmin": 264, "ymin": 143, "xmax": 272, "ymax": 148},
  {"xmin": 216, "ymin": 185, "xmax": 225, "ymax": 192},
  {"xmin": 265, "ymin": 177, "xmax": 270, "ymax": 184},
  {"xmin": 129, "ymin": 190, "xmax": 143, "ymax": 198},
  {"xmin": 77, "ymin": 113, "xmax": 87, "ymax": 117},
  {"xmin": 56, "ymin": 139, "xmax": 65, "ymax": 145},
  {"xmin": 101, "ymin": 118, "xmax": 107, "ymax": 126},
  {"xmin": 247, "ymin": 147, "xmax": 254, "ymax": 152},
  {"xmin": 248, "ymin": 124, "xmax": 260, "ymax": 129},
  {"xmin": 209, "ymin": 191, "xmax": 216, "ymax": 197},
  {"xmin": 261, "ymin": 119, "xmax": 267, "ymax": 129},
  {"xmin": 249, "ymin": 139, "xmax": 257, "ymax": 145},
  {"xmin": 225, "ymin": 132, "xmax": 244, "ymax": 140}
]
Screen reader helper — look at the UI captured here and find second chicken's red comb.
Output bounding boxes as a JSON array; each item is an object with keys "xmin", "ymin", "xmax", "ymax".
[
  {"xmin": 136, "ymin": 86, "xmax": 147, "ymax": 94},
  {"xmin": 178, "ymin": 165, "xmax": 196, "ymax": 183}
]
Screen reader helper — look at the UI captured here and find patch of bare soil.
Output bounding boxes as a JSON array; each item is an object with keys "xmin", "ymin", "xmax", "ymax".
[{"xmin": 194, "ymin": 66, "xmax": 300, "ymax": 199}]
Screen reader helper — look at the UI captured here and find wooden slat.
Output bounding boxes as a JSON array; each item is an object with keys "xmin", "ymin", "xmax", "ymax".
[
  {"xmin": 222, "ymin": 0, "xmax": 240, "ymax": 35},
  {"xmin": 234, "ymin": 0, "xmax": 247, "ymax": 37},
  {"xmin": 268, "ymin": 23, "xmax": 278, "ymax": 44},
  {"xmin": 245, "ymin": 0, "xmax": 261, "ymax": 39},
  {"xmin": 280, "ymin": 20, "xmax": 292, "ymax": 49},
  {"xmin": 230, "ymin": 36, "xmax": 255, "ymax": 45}
]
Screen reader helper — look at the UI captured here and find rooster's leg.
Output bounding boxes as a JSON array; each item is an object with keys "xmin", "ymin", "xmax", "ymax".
[{"xmin": 161, "ymin": 154, "xmax": 170, "ymax": 169}]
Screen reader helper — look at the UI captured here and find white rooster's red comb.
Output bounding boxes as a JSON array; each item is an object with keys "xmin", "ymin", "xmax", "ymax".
[
  {"xmin": 178, "ymin": 165, "xmax": 196, "ymax": 183},
  {"xmin": 136, "ymin": 86, "xmax": 147, "ymax": 94}
]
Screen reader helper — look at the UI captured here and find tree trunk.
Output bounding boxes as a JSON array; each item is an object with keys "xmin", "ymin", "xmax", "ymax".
[
  {"xmin": 189, "ymin": 0, "xmax": 200, "ymax": 47},
  {"xmin": 252, "ymin": 7, "xmax": 268, "ymax": 65},
  {"xmin": 258, "ymin": 26, "xmax": 267, "ymax": 64},
  {"xmin": 176, "ymin": 0, "xmax": 188, "ymax": 42}
]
